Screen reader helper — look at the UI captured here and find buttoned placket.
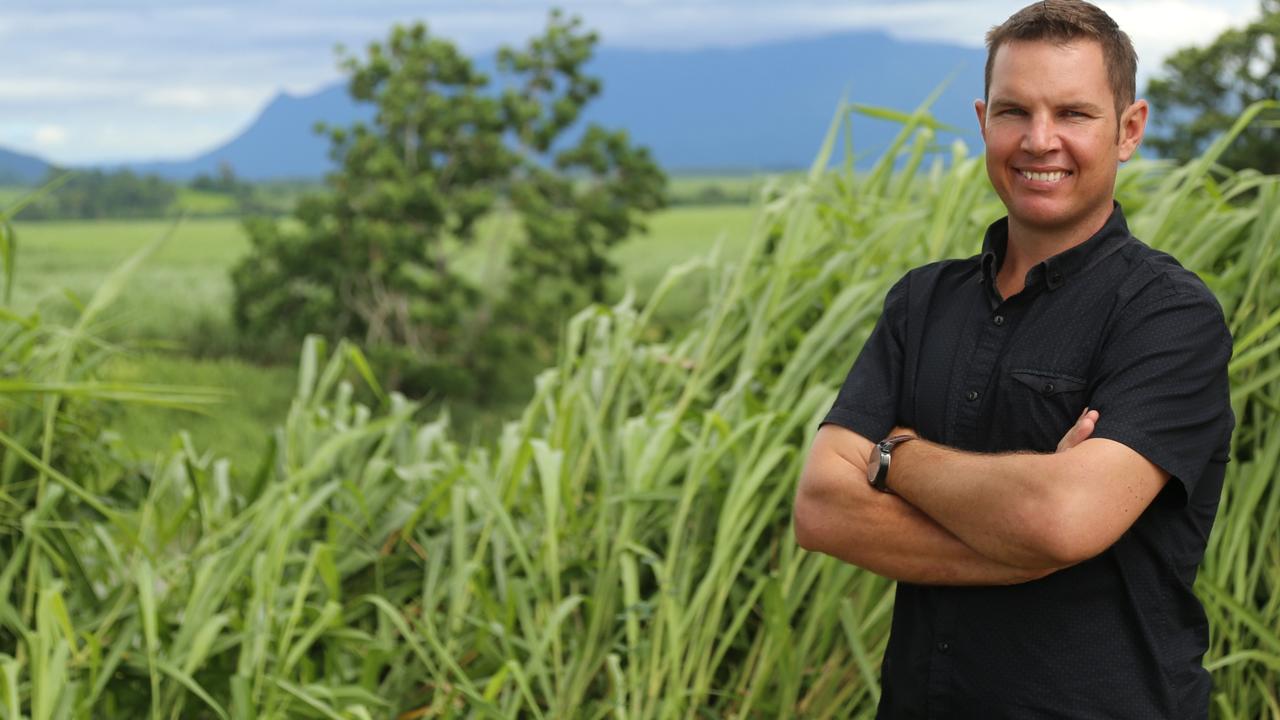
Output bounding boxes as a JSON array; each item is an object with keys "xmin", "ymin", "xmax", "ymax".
[{"xmin": 929, "ymin": 266, "xmax": 1038, "ymax": 716}]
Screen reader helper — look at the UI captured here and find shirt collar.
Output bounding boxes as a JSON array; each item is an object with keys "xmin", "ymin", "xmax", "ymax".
[{"xmin": 981, "ymin": 202, "xmax": 1132, "ymax": 296}]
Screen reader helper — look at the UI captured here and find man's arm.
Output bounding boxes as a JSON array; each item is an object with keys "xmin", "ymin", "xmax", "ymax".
[
  {"xmin": 884, "ymin": 430, "xmax": 1169, "ymax": 570},
  {"xmin": 794, "ymin": 424, "xmax": 1066, "ymax": 585}
]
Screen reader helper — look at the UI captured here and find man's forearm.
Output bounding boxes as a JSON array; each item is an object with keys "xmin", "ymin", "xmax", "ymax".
[
  {"xmin": 865, "ymin": 408, "xmax": 1163, "ymax": 570},
  {"xmin": 797, "ymin": 486, "xmax": 1057, "ymax": 585},
  {"xmin": 794, "ymin": 429, "xmax": 1059, "ymax": 585},
  {"xmin": 886, "ymin": 439, "xmax": 1066, "ymax": 569}
]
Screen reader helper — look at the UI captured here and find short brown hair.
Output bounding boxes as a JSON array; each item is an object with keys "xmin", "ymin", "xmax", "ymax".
[{"xmin": 984, "ymin": 0, "xmax": 1138, "ymax": 120}]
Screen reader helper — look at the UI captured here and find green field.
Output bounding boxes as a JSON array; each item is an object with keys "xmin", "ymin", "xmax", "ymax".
[
  {"xmin": 5, "ymin": 125, "xmax": 1276, "ymax": 717},
  {"xmin": 8, "ymin": 202, "xmax": 758, "ymax": 469},
  {"xmin": 10, "ymin": 217, "xmax": 247, "ymax": 343}
]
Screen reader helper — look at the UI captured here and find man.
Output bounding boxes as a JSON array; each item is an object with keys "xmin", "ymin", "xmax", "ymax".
[{"xmin": 793, "ymin": 1, "xmax": 1235, "ymax": 718}]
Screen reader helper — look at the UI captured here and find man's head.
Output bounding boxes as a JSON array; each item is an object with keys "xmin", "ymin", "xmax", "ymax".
[
  {"xmin": 975, "ymin": 0, "xmax": 1147, "ymax": 242},
  {"xmin": 984, "ymin": 0, "xmax": 1137, "ymax": 126}
]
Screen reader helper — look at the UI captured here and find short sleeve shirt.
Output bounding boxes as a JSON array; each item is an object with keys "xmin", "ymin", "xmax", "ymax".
[{"xmin": 823, "ymin": 205, "xmax": 1235, "ymax": 719}]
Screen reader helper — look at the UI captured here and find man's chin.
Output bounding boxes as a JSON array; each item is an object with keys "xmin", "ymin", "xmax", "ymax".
[{"xmin": 1007, "ymin": 202, "xmax": 1109, "ymax": 238}]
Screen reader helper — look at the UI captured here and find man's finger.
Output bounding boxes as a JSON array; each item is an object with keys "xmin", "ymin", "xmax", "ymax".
[{"xmin": 1057, "ymin": 408, "xmax": 1099, "ymax": 452}]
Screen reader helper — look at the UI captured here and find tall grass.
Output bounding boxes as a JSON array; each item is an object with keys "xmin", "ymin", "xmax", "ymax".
[{"xmin": 1, "ymin": 102, "xmax": 1277, "ymax": 718}]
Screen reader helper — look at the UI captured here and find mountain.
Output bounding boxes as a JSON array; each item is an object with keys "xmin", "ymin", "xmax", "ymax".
[
  {"xmin": 0, "ymin": 146, "xmax": 51, "ymax": 185},
  {"xmin": 0, "ymin": 30, "xmax": 988, "ymax": 183},
  {"xmin": 126, "ymin": 83, "xmax": 372, "ymax": 181},
  {"xmin": 126, "ymin": 31, "xmax": 988, "ymax": 180},
  {"xmin": 578, "ymin": 32, "xmax": 985, "ymax": 172}
]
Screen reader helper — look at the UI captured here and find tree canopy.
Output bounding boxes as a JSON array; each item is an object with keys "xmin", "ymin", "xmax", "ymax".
[
  {"xmin": 1145, "ymin": 0, "xmax": 1280, "ymax": 173},
  {"xmin": 231, "ymin": 13, "xmax": 665, "ymax": 401},
  {"xmin": 17, "ymin": 169, "xmax": 176, "ymax": 220}
]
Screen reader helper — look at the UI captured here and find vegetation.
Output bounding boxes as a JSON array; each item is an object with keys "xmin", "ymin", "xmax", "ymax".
[
  {"xmin": 664, "ymin": 175, "xmax": 784, "ymax": 207},
  {"xmin": 15, "ymin": 170, "xmax": 176, "ymax": 221},
  {"xmin": 0, "ymin": 100, "xmax": 1277, "ymax": 718},
  {"xmin": 0, "ymin": 168, "xmax": 311, "ymax": 223},
  {"xmin": 3, "ymin": 205, "xmax": 756, "ymax": 469},
  {"xmin": 1145, "ymin": 0, "xmax": 1280, "ymax": 173},
  {"xmin": 231, "ymin": 13, "xmax": 665, "ymax": 402},
  {"xmin": 6, "ymin": 217, "xmax": 248, "ymax": 356},
  {"xmin": 188, "ymin": 164, "xmax": 274, "ymax": 216}
]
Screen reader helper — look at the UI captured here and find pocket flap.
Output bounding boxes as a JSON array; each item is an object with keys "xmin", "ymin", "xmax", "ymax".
[{"xmin": 1010, "ymin": 370, "xmax": 1086, "ymax": 396}]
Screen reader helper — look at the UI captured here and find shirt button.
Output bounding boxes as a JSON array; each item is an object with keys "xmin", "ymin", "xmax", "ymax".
[
  {"xmin": 965, "ymin": 390, "xmax": 979, "ymax": 402},
  {"xmin": 1042, "ymin": 382, "xmax": 1056, "ymax": 394},
  {"xmin": 993, "ymin": 315, "xmax": 1005, "ymax": 326},
  {"xmin": 936, "ymin": 641, "xmax": 951, "ymax": 654}
]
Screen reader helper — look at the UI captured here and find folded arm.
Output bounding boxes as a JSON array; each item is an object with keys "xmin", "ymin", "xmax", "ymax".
[
  {"xmin": 884, "ymin": 427, "xmax": 1169, "ymax": 569},
  {"xmin": 794, "ymin": 424, "xmax": 1062, "ymax": 585}
]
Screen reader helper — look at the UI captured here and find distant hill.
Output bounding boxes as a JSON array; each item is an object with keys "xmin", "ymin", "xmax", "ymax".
[
  {"xmin": 126, "ymin": 30, "xmax": 986, "ymax": 181},
  {"xmin": 126, "ymin": 84, "xmax": 373, "ymax": 181},
  {"xmin": 0, "ymin": 31, "xmax": 988, "ymax": 183},
  {"xmin": 0, "ymin": 146, "xmax": 51, "ymax": 185},
  {"xmin": 578, "ymin": 32, "xmax": 984, "ymax": 172}
]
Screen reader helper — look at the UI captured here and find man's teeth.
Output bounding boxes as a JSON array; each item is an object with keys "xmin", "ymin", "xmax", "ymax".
[{"xmin": 1021, "ymin": 170, "xmax": 1069, "ymax": 182}]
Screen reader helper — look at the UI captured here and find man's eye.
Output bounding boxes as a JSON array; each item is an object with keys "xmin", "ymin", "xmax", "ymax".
[{"xmin": 1001, "ymin": 108, "xmax": 1027, "ymax": 116}]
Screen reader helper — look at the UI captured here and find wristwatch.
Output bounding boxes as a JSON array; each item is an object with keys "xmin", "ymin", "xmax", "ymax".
[{"xmin": 867, "ymin": 434, "xmax": 915, "ymax": 493}]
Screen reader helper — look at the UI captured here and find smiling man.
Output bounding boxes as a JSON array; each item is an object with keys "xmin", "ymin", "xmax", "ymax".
[{"xmin": 793, "ymin": 1, "xmax": 1235, "ymax": 717}]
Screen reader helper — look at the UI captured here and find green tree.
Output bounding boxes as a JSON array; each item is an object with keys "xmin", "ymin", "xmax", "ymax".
[
  {"xmin": 191, "ymin": 162, "xmax": 268, "ymax": 215},
  {"xmin": 17, "ymin": 168, "xmax": 177, "ymax": 220},
  {"xmin": 496, "ymin": 14, "xmax": 667, "ymax": 354},
  {"xmin": 1145, "ymin": 0, "xmax": 1280, "ymax": 172},
  {"xmin": 231, "ymin": 12, "xmax": 664, "ymax": 400}
]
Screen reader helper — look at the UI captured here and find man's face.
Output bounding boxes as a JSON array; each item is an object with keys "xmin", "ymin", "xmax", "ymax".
[{"xmin": 976, "ymin": 39, "xmax": 1146, "ymax": 239}]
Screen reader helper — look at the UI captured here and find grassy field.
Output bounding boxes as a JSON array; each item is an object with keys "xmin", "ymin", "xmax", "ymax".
[
  {"xmin": 6, "ymin": 113, "xmax": 1276, "ymax": 717},
  {"xmin": 7, "ymin": 202, "xmax": 759, "ymax": 470},
  {"xmin": 10, "ymin": 217, "xmax": 247, "ymax": 341}
]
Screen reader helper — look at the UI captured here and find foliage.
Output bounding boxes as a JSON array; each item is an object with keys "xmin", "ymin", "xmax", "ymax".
[
  {"xmin": 4, "ymin": 207, "xmax": 758, "ymax": 470},
  {"xmin": 1145, "ymin": 0, "xmax": 1280, "ymax": 173},
  {"xmin": 190, "ymin": 163, "xmax": 247, "ymax": 197},
  {"xmin": 0, "ymin": 209, "xmax": 226, "ymax": 720},
  {"xmin": 16, "ymin": 169, "xmax": 177, "ymax": 221},
  {"xmin": 189, "ymin": 163, "xmax": 270, "ymax": 216},
  {"xmin": 1, "ymin": 103, "xmax": 1277, "ymax": 718},
  {"xmin": 5, "ymin": 217, "xmax": 248, "ymax": 359},
  {"xmin": 230, "ymin": 13, "xmax": 665, "ymax": 402},
  {"xmin": 664, "ymin": 175, "xmax": 781, "ymax": 207}
]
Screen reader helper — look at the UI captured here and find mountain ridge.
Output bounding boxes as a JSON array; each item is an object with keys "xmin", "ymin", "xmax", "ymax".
[{"xmin": 1, "ymin": 30, "xmax": 987, "ymax": 182}]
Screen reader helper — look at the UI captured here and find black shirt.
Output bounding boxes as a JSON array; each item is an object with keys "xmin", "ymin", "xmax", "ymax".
[{"xmin": 823, "ymin": 205, "xmax": 1234, "ymax": 719}]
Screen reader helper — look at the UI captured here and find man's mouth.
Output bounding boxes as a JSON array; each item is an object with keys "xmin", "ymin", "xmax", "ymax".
[{"xmin": 1019, "ymin": 169, "xmax": 1071, "ymax": 182}]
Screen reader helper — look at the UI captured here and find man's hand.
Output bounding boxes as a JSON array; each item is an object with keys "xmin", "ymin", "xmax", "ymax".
[
  {"xmin": 892, "ymin": 406, "xmax": 1097, "ymax": 455},
  {"xmin": 1057, "ymin": 407, "xmax": 1099, "ymax": 452}
]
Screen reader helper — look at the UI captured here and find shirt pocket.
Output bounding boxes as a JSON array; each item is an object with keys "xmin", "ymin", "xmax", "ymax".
[{"xmin": 999, "ymin": 369, "xmax": 1090, "ymax": 451}]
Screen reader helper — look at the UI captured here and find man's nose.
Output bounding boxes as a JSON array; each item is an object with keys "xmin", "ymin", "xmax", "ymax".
[{"xmin": 1021, "ymin": 114, "xmax": 1060, "ymax": 155}]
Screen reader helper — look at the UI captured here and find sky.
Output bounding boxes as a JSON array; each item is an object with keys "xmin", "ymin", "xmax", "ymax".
[{"xmin": 0, "ymin": 0, "xmax": 1265, "ymax": 165}]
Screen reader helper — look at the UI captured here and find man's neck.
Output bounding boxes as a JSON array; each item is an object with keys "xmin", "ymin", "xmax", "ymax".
[{"xmin": 996, "ymin": 205, "xmax": 1113, "ymax": 299}]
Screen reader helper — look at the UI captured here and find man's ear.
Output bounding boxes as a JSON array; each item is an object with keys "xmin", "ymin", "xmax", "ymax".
[
  {"xmin": 1118, "ymin": 99, "xmax": 1148, "ymax": 162},
  {"xmin": 975, "ymin": 99, "xmax": 988, "ymax": 144}
]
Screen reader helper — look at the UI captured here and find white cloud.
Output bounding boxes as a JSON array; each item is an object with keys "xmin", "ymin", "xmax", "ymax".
[
  {"xmin": 0, "ymin": 0, "xmax": 1265, "ymax": 164},
  {"xmin": 141, "ymin": 86, "xmax": 266, "ymax": 110},
  {"xmin": 0, "ymin": 78, "xmax": 121, "ymax": 101},
  {"xmin": 44, "ymin": 122, "xmax": 235, "ymax": 165},
  {"xmin": 33, "ymin": 125, "xmax": 68, "ymax": 147},
  {"xmin": 1107, "ymin": 1, "xmax": 1243, "ymax": 70}
]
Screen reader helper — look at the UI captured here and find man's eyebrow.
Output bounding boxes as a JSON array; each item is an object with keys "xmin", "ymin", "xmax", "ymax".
[
  {"xmin": 987, "ymin": 98, "xmax": 1108, "ymax": 115},
  {"xmin": 1060, "ymin": 101, "xmax": 1107, "ymax": 114}
]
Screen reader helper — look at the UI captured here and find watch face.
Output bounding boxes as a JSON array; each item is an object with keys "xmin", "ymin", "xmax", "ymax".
[{"xmin": 867, "ymin": 444, "xmax": 888, "ymax": 489}]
